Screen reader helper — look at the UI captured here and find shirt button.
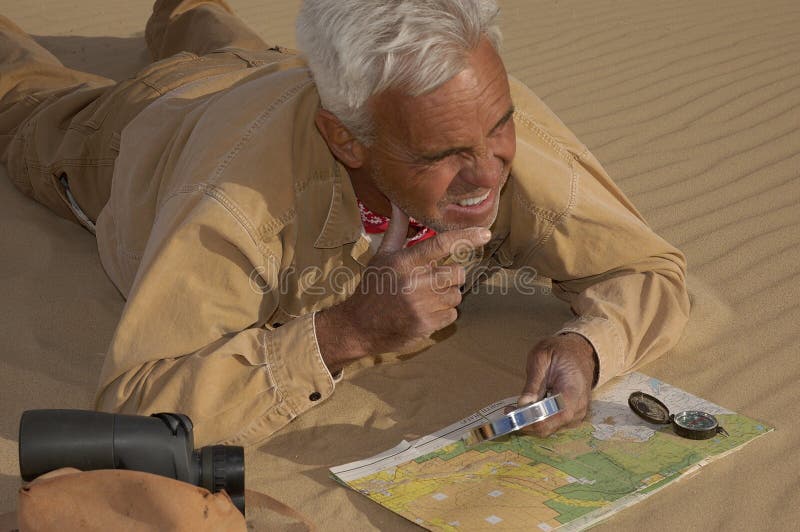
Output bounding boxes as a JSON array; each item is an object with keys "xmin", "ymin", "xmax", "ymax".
[{"xmin": 309, "ymin": 391, "xmax": 322, "ymax": 402}]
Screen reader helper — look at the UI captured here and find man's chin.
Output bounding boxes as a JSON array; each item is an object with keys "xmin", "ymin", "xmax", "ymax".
[
  {"xmin": 435, "ymin": 193, "xmax": 501, "ymax": 231},
  {"xmin": 430, "ymin": 210, "xmax": 498, "ymax": 232}
]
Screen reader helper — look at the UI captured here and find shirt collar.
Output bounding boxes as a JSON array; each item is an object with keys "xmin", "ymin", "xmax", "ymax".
[{"xmin": 313, "ymin": 162, "xmax": 363, "ymax": 249}]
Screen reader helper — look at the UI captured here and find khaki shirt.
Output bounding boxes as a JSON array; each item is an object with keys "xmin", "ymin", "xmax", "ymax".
[{"xmin": 94, "ymin": 53, "xmax": 689, "ymax": 446}]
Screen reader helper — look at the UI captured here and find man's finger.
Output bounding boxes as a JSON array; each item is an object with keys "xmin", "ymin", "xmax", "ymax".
[
  {"xmin": 521, "ymin": 390, "xmax": 588, "ymax": 437},
  {"xmin": 414, "ymin": 227, "xmax": 491, "ymax": 263},
  {"xmin": 377, "ymin": 202, "xmax": 410, "ymax": 256},
  {"xmin": 434, "ymin": 285, "xmax": 462, "ymax": 309},
  {"xmin": 429, "ymin": 307, "xmax": 458, "ymax": 331},
  {"xmin": 523, "ymin": 409, "xmax": 571, "ymax": 438},
  {"xmin": 518, "ymin": 349, "xmax": 551, "ymax": 406},
  {"xmin": 429, "ymin": 264, "xmax": 467, "ymax": 291}
]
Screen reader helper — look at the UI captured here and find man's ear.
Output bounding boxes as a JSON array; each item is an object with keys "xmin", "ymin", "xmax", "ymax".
[{"xmin": 314, "ymin": 109, "xmax": 367, "ymax": 169}]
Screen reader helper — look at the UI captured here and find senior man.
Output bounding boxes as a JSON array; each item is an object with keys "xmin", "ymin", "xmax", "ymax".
[{"xmin": 0, "ymin": 0, "xmax": 689, "ymax": 446}]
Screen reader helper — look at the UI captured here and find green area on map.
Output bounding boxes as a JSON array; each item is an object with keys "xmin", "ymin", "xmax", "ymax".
[{"xmin": 339, "ymin": 374, "xmax": 772, "ymax": 531}]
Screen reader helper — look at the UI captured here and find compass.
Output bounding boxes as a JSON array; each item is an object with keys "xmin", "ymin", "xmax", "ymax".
[{"xmin": 628, "ymin": 391, "xmax": 729, "ymax": 440}]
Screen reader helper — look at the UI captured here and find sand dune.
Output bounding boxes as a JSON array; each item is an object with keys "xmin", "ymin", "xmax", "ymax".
[{"xmin": 1, "ymin": 0, "xmax": 798, "ymax": 529}]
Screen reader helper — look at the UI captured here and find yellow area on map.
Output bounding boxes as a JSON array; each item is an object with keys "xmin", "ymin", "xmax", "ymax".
[{"xmin": 351, "ymin": 450, "xmax": 578, "ymax": 530}]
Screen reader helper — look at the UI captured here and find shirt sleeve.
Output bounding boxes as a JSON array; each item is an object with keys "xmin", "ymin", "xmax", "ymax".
[
  {"xmin": 94, "ymin": 188, "xmax": 336, "ymax": 446},
  {"xmin": 507, "ymin": 76, "xmax": 690, "ymax": 388}
]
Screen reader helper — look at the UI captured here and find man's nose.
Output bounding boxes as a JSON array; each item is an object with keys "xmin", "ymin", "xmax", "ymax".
[
  {"xmin": 460, "ymin": 128, "xmax": 516, "ymax": 188},
  {"xmin": 460, "ymin": 149, "xmax": 504, "ymax": 188},
  {"xmin": 474, "ymin": 153, "xmax": 503, "ymax": 187}
]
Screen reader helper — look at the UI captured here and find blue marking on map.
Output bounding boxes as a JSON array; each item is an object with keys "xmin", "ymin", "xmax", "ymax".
[{"xmin": 647, "ymin": 377, "xmax": 663, "ymax": 394}]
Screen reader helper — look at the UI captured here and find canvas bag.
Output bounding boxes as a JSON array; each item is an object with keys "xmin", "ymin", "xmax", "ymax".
[{"xmin": 0, "ymin": 467, "xmax": 316, "ymax": 531}]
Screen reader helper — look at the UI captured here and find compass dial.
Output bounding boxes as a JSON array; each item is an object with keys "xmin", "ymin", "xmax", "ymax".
[{"xmin": 673, "ymin": 410, "xmax": 718, "ymax": 431}]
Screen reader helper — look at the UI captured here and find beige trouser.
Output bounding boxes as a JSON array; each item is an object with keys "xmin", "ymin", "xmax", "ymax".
[{"xmin": 0, "ymin": 0, "xmax": 275, "ymax": 226}]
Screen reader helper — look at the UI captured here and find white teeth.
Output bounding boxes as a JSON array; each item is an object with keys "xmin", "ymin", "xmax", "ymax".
[{"xmin": 456, "ymin": 191, "xmax": 491, "ymax": 207}]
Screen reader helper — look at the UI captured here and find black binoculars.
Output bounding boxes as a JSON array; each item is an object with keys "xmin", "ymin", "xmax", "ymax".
[{"xmin": 18, "ymin": 409, "xmax": 245, "ymax": 514}]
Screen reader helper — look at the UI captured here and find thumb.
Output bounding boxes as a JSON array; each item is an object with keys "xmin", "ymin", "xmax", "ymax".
[
  {"xmin": 519, "ymin": 350, "xmax": 551, "ymax": 406},
  {"xmin": 377, "ymin": 202, "xmax": 410, "ymax": 255},
  {"xmin": 517, "ymin": 392, "xmax": 539, "ymax": 407}
]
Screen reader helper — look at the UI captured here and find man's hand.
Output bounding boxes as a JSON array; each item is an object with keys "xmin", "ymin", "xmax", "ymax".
[
  {"xmin": 315, "ymin": 203, "xmax": 491, "ymax": 373},
  {"xmin": 517, "ymin": 333, "xmax": 598, "ymax": 437}
]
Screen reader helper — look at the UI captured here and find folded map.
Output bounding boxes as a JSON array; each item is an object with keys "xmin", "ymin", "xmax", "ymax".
[{"xmin": 331, "ymin": 372, "xmax": 773, "ymax": 531}]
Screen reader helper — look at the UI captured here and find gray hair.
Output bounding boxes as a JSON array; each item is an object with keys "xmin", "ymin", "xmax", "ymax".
[{"xmin": 296, "ymin": 0, "xmax": 502, "ymax": 143}]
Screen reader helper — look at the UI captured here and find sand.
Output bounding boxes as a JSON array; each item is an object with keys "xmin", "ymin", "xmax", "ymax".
[{"xmin": 1, "ymin": 0, "xmax": 798, "ymax": 529}]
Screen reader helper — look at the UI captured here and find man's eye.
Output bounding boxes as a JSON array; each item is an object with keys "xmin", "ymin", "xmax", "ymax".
[
  {"xmin": 422, "ymin": 153, "xmax": 453, "ymax": 165},
  {"xmin": 491, "ymin": 117, "xmax": 513, "ymax": 136}
]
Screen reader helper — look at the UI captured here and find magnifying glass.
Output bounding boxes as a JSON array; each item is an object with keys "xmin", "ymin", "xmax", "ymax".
[{"xmin": 462, "ymin": 394, "xmax": 564, "ymax": 446}]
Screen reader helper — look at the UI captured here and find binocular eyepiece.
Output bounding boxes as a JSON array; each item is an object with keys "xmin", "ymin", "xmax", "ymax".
[{"xmin": 19, "ymin": 410, "xmax": 245, "ymax": 514}]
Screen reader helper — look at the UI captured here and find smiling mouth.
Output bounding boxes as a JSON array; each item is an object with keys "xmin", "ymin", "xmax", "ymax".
[{"xmin": 455, "ymin": 190, "xmax": 491, "ymax": 207}]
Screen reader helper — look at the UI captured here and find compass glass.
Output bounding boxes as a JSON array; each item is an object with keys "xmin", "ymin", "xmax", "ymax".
[{"xmin": 673, "ymin": 410, "xmax": 717, "ymax": 430}]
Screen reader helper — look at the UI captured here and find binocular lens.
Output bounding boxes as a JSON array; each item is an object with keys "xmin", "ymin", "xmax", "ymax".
[{"xmin": 200, "ymin": 445, "xmax": 245, "ymax": 512}]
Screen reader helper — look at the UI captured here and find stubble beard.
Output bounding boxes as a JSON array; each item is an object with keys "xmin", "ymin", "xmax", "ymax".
[{"xmin": 370, "ymin": 163, "xmax": 509, "ymax": 233}]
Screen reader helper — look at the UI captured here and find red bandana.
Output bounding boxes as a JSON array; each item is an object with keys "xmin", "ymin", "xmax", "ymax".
[{"xmin": 357, "ymin": 199, "xmax": 437, "ymax": 247}]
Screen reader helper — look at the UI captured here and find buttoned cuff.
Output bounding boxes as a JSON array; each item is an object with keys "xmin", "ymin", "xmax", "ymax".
[
  {"xmin": 555, "ymin": 315, "xmax": 625, "ymax": 389},
  {"xmin": 266, "ymin": 312, "xmax": 336, "ymax": 418}
]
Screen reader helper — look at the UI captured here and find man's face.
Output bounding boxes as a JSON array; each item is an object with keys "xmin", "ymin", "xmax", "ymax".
[{"xmin": 363, "ymin": 37, "xmax": 516, "ymax": 232}]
